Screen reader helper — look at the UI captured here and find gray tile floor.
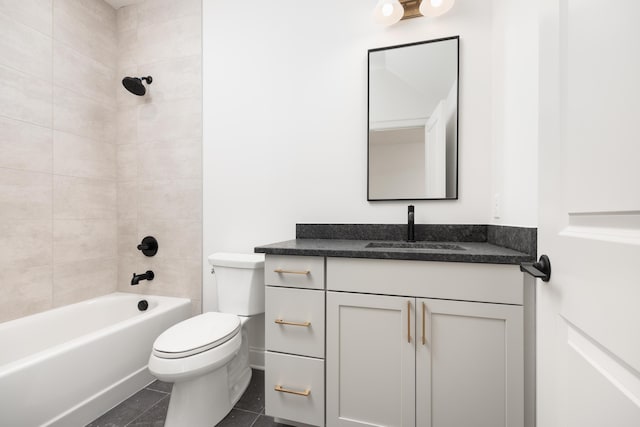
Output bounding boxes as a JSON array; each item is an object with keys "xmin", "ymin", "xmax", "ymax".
[{"xmin": 87, "ymin": 370, "xmax": 291, "ymax": 427}]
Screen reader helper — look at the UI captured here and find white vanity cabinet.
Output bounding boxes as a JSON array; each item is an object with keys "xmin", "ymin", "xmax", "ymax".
[
  {"xmin": 325, "ymin": 257, "xmax": 526, "ymax": 427},
  {"xmin": 263, "ymin": 254, "xmax": 528, "ymax": 427}
]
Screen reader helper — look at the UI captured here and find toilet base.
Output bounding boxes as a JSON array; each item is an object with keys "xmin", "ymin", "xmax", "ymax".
[{"xmin": 165, "ymin": 367, "xmax": 231, "ymax": 427}]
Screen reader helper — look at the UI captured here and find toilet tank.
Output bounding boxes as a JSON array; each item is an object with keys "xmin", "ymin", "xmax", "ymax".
[{"xmin": 207, "ymin": 253, "xmax": 265, "ymax": 316}]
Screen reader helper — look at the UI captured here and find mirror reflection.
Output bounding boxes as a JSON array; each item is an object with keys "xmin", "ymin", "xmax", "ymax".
[{"xmin": 368, "ymin": 36, "xmax": 459, "ymax": 200}]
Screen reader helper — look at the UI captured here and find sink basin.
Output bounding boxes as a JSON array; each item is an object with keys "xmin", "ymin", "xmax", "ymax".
[{"xmin": 365, "ymin": 242, "xmax": 466, "ymax": 251}]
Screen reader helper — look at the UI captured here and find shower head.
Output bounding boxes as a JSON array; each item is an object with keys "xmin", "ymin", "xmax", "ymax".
[{"xmin": 122, "ymin": 76, "xmax": 152, "ymax": 96}]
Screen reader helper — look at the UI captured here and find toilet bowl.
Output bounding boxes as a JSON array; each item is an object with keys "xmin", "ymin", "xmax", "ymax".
[{"xmin": 148, "ymin": 253, "xmax": 265, "ymax": 427}]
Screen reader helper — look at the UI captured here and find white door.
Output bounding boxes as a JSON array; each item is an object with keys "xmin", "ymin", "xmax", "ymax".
[
  {"xmin": 537, "ymin": 1, "xmax": 640, "ymax": 425},
  {"xmin": 326, "ymin": 292, "xmax": 415, "ymax": 427}
]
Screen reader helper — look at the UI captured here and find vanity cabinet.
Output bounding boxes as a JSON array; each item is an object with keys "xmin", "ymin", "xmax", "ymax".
[
  {"xmin": 325, "ymin": 257, "xmax": 525, "ymax": 427},
  {"xmin": 263, "ymin": 254, "xmax": 528, "ymax": 427},
  {"xmin": 326, "ymin": 292, "xmax": 523, "ymax": 427}
]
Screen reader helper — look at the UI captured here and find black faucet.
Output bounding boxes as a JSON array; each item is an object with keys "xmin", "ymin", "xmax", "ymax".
[
  {"xmin": 407, "ymin": 205, "xmax": 415, "ymax": 242},
  {"xmin": 131, "ymin": 270, "xmax": 154, "ymax": 286}
]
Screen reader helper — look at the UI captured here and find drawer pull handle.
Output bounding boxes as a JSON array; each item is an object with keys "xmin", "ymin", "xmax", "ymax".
[
  {"xmin": 422, "ymin": 301, "xmax": 427, "ymax": 346},
  {"xmin": 274, "ymin": 384, "xmax": 311, "ymax": 397},
  {"xmin": 275, "ymin": 319, "xmax": 311, "ymax": 327},
  {"xmin": 407, "ymin": 300, "xmax": 412, "ymax": 343},
  {"xmin": 274, "ymin": 268, "xmax": 310, "ymax": 275}
]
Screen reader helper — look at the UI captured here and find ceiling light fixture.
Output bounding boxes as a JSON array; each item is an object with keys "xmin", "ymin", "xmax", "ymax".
[{"xmin": 373, "ymin": 0, "xmax": 455, "ymax": 26}]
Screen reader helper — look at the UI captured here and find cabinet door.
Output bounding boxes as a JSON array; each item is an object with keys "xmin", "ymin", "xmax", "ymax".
[
  {"xmin": 416, "ymin": 298, "xmax": 524, "ymax": 427},
  {"xmin": 327, "ymin": 292, "xmax": 416, "ymax": 427}
]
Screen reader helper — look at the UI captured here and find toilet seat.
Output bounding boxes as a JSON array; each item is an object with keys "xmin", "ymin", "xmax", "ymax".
[{"xmin": 153, "ymin": 312, "xmax": 240, "ymax": 359}]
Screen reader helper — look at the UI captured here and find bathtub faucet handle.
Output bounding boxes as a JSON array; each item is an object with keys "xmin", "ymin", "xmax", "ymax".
[{"xmin": 131, "ymin": 270, "xmax": 154, "ymax": 286}]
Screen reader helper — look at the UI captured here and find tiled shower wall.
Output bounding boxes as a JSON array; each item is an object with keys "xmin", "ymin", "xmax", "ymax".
[
  {"xmin": 115, "ymin": 0, "xmax": 203, "ymax": 313},
  {"xmin": 0, "ymin": 0, "xmax": 203, "ymax": 323},
  {"xmin": 0, "ymin": 0, "xmax": 118, "ymax": 322}
]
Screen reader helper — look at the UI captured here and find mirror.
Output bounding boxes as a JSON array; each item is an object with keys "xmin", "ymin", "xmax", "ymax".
[{"xmin": 368, "ymin": 36, "xmax": 459, "ymax": 201}]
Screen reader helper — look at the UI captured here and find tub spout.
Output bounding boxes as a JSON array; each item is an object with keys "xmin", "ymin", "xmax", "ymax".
[{"xmin": 131, "ymin": 270, "xmax": 154, "ymax": 286}]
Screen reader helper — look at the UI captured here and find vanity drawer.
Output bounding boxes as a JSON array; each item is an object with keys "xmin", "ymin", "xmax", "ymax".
[
  {"xmin": 265, "ymin": 352, "xmax": 324, "ymax": 427},
  {"xmin": 266, "ymin": 286, "xmax": 325, "ymax": 358},
  {"xmin": 265, "ymin": 255, "xmax": 325, "ymax": 289},
  {"xmin": 327, "ymin": 257, "xmax": 523, "ymax": 305}
]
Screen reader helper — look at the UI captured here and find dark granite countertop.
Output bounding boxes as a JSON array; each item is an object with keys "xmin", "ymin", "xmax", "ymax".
[{"xmin": 255, "ymin": 238, "xmax": 533, "ymax": 265}]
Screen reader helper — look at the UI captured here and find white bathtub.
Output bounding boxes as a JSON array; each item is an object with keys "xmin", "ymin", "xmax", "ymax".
[{"xmin": 0, "ymin": 292, "xmax": 191, "ymax": 427}]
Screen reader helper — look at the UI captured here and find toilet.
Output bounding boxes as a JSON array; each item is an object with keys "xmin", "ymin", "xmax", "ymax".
[{"xmin": 148, "ymin": 252, "xmax": 265, "ymax": 427}]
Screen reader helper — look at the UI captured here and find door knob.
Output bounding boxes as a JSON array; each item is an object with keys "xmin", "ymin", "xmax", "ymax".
[{"xmin": 520, "ymin": 254, "xmax": 551, "ymax": 282}]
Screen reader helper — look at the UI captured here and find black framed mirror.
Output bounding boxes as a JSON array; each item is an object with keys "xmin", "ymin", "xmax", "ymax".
[{"xmin": 368, "ymin": 36, "xmax": 459, "ymax": 201}]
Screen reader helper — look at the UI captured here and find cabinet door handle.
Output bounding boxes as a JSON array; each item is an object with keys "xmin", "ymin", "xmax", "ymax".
[
  {"xmin": 407, "ymin": 300, "xmax": 412, "ymax": 343},
  {"xmin": 274, "ymin": 268, "xmax": 310, "ymax": 275},
  {"xmin": 422, "ymin": 301, "xmax": 427, "ymax": 346},
  {"xmin": 274, "ymin": 384, "xmax": 311, "ymax": 397},
  {"xmin": 274, "ymin": 319, "xmax": 311, "ymax": 327}
]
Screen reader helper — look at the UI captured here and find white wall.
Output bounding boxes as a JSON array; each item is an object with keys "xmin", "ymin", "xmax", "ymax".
[
  {"xmin": 203, "ymin": 0, "xmax": 498, "ymax": 259},
  {"xmin": 490, "ymin": 0, "xmax": 539, "ymax": 226}
]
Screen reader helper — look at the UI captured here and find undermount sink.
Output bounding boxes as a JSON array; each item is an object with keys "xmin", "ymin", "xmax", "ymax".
[{"xmin": 365, "ymin": 242, "xmax": 466, "ymax": 251}]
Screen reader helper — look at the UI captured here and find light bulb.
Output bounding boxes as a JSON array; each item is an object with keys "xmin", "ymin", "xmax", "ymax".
[
  {"xmin": 419, "ymin": 0, "xmax": 455, "ymax": 17},
  {"xmin": 373, "ymin": 0, "xmax": 404, "ymax": 26}
]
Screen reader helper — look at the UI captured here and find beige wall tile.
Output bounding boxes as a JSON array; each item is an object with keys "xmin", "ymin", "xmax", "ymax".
[
  {"xmin": 138, "ymin": 178, "xmax": 202, "ymax": 221},
  {"xmin": 136, "ymin": 15, "xmax": 201, "ymax": 65},
  {"xmin": 0, "ymin": 0, "xmax": 53, "ymax": 36},
  {"xmin": 53, "ymin": 257, "xmax": 117, "ymax": 307},
  {"xmin": 53, "ymin": 42, "xmax": 116, "ymax": 107},
  {"xmin": 0, "ymin": 117, "xmax": 52, "ymax": 173},
  {"xmin": 53, "ymin": 130, "xmax": 116, "ymax": 179},
  {"xmin": 117, "ymin": 144, "xmax": 137, "ymax": 181},
  {"xmin": 53, "ymin": 86, "xmax": 116, "ymax": 143},
  {"xmin": 140, "ymin": 55, "xmax": 201, "ymax": 102},
  {"xmin": 138, "ymin": 98, "xmax": 202, "ymax": 143},
  {"xmin": 0, "ymin": 13, "xmax": 52, "ymax": 81},
  {"xmin": 116, "ymin": 4, "xmax": 137, "ymax": 34},
  {"xmin": 53, "ymin": 218, "xmax": 117, "ymax": 264},
  {"xmin": 0, "ymin": 220, "xmax": 52, "ymax": 269},
  {"xmin": 138, "ymin": 138, "xmax": 201, "ymax": 180},
  {"xmin": 0, "ymin": 264, "xmax": 53, "ymax": 323},
  {"xmin": 118, "ymin": 218, "xmax": 138, "ymax": 258},
  {"xmin": 116, "ymin": 107, "xmax": 138, "ymax": 144},
  {"xmin": 0, "ymin": 65, "xmax": 52, "ymax": 127},
  {"xmin": 53, "ymin": 175, "xmax": 116, "ymax": 220},
  {"xmin": 0, "ymin": 168, "xmax": 51, "ymax": 220},
  {"xmin": 117, "ymin": 180, "xmax": 137, "ymax": 219},
  {"xmin": 53, "ymin": 0, "xmax": 116, "ymax": 68},
  {"xmin": 137, "ymin": 0, "xmax": 200, "ymax": 29},
  {"xmin": 110, "ymin": 0, "xmax": 203, "ymax": 307}
]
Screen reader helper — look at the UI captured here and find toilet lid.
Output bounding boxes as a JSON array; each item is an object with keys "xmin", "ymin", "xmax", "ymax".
[{"xmin": 153, "ymin": 312, "xmax": 240, "ymax": 359}]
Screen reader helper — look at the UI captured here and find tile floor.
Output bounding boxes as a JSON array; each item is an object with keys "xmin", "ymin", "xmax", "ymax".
[{"xmin": 86, "ymin": 369, "xmax": 291, "ymax": 427}]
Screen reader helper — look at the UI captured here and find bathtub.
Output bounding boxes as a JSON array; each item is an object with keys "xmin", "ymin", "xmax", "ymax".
[{"xmin": 0, "ymin": 292, "xmax": 191, "ymax": 427}]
